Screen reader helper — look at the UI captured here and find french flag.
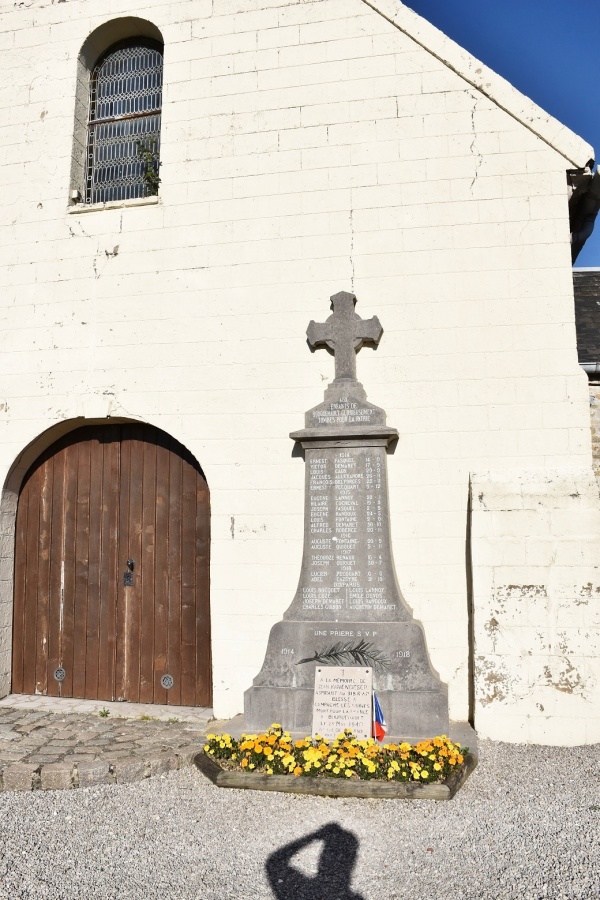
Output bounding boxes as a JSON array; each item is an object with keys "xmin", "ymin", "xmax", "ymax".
[{"xmin": 372, "ymin": 691, "xmax": 387, "ymax": 742}]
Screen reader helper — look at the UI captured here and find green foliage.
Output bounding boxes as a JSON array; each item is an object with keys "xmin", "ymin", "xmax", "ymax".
[
  {"xmin": 99, "ymin": 707, "xmax": 110, "ymax": 718},
  {"xmin": 135, "ymin": 139, "xmax": 161, "ymax": 195}
]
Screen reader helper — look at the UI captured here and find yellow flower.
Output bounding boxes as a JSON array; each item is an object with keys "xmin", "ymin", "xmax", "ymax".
[
  {"xmin": 303, "ymin": 747, "xmax": 322, "ymax": 764},
  {"xmin": 293, "ymin": 766, "xmax": 303, "ymax": 776},
  {"xmin": 248, "ymin": 763, "xmax": 255, "ymax": 770},
  {"xmin": 421, "ymin": 770, "xmax": 429, "ymax": 778},
  {"xmin": 203, "ymin": 745, "xmax": 209, "ymax": 752},
  {"xmin": 433, "ymin": 763, "xmax": 441, "ymax": 771},
  {"xmin": 345, "ymin": 770, "xmax": 353, "ymax": 778}
]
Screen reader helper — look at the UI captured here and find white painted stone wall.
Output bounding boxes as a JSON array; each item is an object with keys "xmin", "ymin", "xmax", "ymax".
[
  {"xmin": 0, "ymin": 0, "xmax": 598, "ymax": 741},
  {"xmin": 471, "ymin": 469, "xmax": 600, "ymax": 745}
]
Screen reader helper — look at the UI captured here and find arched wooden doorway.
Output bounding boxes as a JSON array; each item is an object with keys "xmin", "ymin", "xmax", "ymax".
[{"xmin": 12, "ymin": 423, "xmax": 211, "ymax": 707}]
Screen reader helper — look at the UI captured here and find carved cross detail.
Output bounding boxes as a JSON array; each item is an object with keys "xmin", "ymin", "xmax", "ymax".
[{"xmin": 306, "ymin": 292, "xmax": 383, "ymax": 382}]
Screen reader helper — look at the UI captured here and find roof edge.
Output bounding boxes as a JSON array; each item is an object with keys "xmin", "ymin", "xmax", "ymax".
[{"xmin": 361, "ymin": 0, "xmax": 595, "ymax": 167}]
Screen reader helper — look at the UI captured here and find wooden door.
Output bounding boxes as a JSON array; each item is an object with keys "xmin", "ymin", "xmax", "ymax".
[{"xmin": 12, "ymin": 424, "xmax": 211, "ymax": 706}]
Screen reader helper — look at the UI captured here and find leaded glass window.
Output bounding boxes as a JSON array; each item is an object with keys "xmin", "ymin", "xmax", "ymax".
[{"xmin": 85, "ymin": 40, "xmax": 163, "ymax": 204}]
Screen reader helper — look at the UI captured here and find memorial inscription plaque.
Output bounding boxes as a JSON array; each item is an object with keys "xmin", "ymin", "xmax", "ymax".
[
  {"xmin": 245, "ymin": 291, "xmax": 449, "ymax": 739},
  {"xmin": 312, "ymin": 667, "xmax": 372, "ymax": 740}
]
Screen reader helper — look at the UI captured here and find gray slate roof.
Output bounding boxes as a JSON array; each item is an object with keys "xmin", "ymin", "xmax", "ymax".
[{"xmin": 574, "ymin": 270, "xmax": 600, "ymax": 363}]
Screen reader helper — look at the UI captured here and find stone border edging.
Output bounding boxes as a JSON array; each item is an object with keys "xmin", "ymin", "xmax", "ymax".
[
  {"xmin": 0, "ymin": 744, "xmax": 201, "ymax": 792},
  {"xmin": 194, "ymin": 751, "xmax": 477, "ymax": 800}
]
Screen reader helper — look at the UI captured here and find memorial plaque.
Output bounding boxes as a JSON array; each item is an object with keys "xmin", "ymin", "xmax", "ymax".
[
  {"xmin": 245, "ymin": 291, "xmax": 449, "ymax": 739},
  {"xmin": 312, "ymin": 667, "xmax": 372, "ymax": 740}
]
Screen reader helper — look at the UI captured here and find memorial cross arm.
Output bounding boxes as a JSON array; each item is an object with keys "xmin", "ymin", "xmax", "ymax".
[{"xmin": 306, "ymin": 291, "xmax": 383, "ymax": 382}]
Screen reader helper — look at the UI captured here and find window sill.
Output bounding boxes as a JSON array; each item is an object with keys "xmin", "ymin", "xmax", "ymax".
[{"xmin": 67, "ymin": 195, "xmax": 160, "ymax": 215}]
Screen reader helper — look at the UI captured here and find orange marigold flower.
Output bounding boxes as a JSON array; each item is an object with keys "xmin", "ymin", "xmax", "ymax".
[{"xmin": 293, "ymin": 766, "xmax": 303, "ymax": 776}]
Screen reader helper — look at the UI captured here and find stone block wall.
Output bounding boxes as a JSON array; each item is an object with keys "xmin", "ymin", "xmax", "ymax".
[
  {"xmin": 470, "ymin": 468, "xmax": 600, "ymax": 745},
  {"xmin": 589, "ymin": 386, "xmax": 600, "ymax": 479},
  {"xmin": 0, "ymin": 0, "xmax": 597, "ymax": 735}
]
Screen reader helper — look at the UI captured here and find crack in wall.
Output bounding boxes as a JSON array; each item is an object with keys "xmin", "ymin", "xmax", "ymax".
[
  {"xmin": 349, "ymin": 208, "xmax": 355, "ymax": 291},
  {"xmin": 468, "ymin": 91, "xmax": 484, "ymax": 192}
]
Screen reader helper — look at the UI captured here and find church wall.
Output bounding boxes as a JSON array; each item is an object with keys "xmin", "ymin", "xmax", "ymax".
[
  {"xmin": 588, "ymin": 385, "xmax": 600, "ymax": 479},
  {"xmin": 471, "ymin": 469, "xmax": 600, "ymax": 745},
  {"xmin": 0, "ymin": 0, "xmax": 597, "ymax": 740}
]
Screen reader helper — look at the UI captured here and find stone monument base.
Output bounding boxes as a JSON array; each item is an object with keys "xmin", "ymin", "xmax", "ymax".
[
  {"xmin": 245, "ymin": 684, "xmax": 448, "ymax": 738},
  {"xmin": 244, "ymin": 619, "xmax": 449, "ymax": 739}
]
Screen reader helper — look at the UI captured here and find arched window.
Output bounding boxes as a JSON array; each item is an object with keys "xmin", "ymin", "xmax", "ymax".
[{"xmin": 84, "ymin": 39, "xmax": 163, "ymax": 204}]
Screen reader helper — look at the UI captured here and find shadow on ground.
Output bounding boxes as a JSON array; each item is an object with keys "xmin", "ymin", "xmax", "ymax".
[{"xmin": 266, "ymin": 822, "xmax": 365, "ymax": 900}]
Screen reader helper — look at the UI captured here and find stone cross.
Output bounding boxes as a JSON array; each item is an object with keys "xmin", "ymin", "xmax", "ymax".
[{"xmin": 306, "ymin": 291, "xmax": 383, "ymax": 382}]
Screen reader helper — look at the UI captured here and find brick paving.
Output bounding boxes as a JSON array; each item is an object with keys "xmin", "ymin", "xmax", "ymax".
[{"xmin": 0, "ymin": 695, "xmax": 226, "ymax": 791}]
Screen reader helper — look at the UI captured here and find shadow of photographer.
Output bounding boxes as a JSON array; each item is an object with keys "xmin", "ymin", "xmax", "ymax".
[{"xmin": 266, "ymin": 822, "xmax": 365, "ymax": 900}]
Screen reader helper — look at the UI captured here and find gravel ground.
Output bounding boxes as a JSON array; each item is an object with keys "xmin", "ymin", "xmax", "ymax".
[{"xmin": 0, "ymin": 740, "xmax": 598, "ymax": 900}]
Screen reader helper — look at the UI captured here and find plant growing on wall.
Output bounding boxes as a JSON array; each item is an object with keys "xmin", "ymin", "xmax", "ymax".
[{"xmin": 136, "ymin": 139, "xmax": 161, "ymax": 195}]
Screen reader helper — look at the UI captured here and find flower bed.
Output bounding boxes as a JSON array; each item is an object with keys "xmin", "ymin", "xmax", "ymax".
[{"xmin": 195, "ymin": 724, "xmax": 475, "ymax": 800}]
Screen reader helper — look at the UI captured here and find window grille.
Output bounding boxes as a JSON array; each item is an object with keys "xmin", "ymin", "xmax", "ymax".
[{"xmin": 85, "ymin": 40, "xmax": 163, "ymax": 204}]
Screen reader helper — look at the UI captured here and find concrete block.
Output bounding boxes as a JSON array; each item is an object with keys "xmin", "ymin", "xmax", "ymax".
[
  {"xmin": 175, "ymin": 743, "xmax": 203, "ymax": 767},
  {"xmin": 146, "ymin": 754, "xmax": 179, "ymax": 777},
  {"xmin": 113, "ymin": 759, "xmax": 149, "ymax": 784},
  {"xmin": 76, "ymin": 761, "xmax": 114, "ymax": 787},
  {"xmin": 41, "ymin": 763, "xmax": 74, "ymax": 791},
  {"xmin": 2, "ymin": 763, "xmax": 37, "ymax": 791}
]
